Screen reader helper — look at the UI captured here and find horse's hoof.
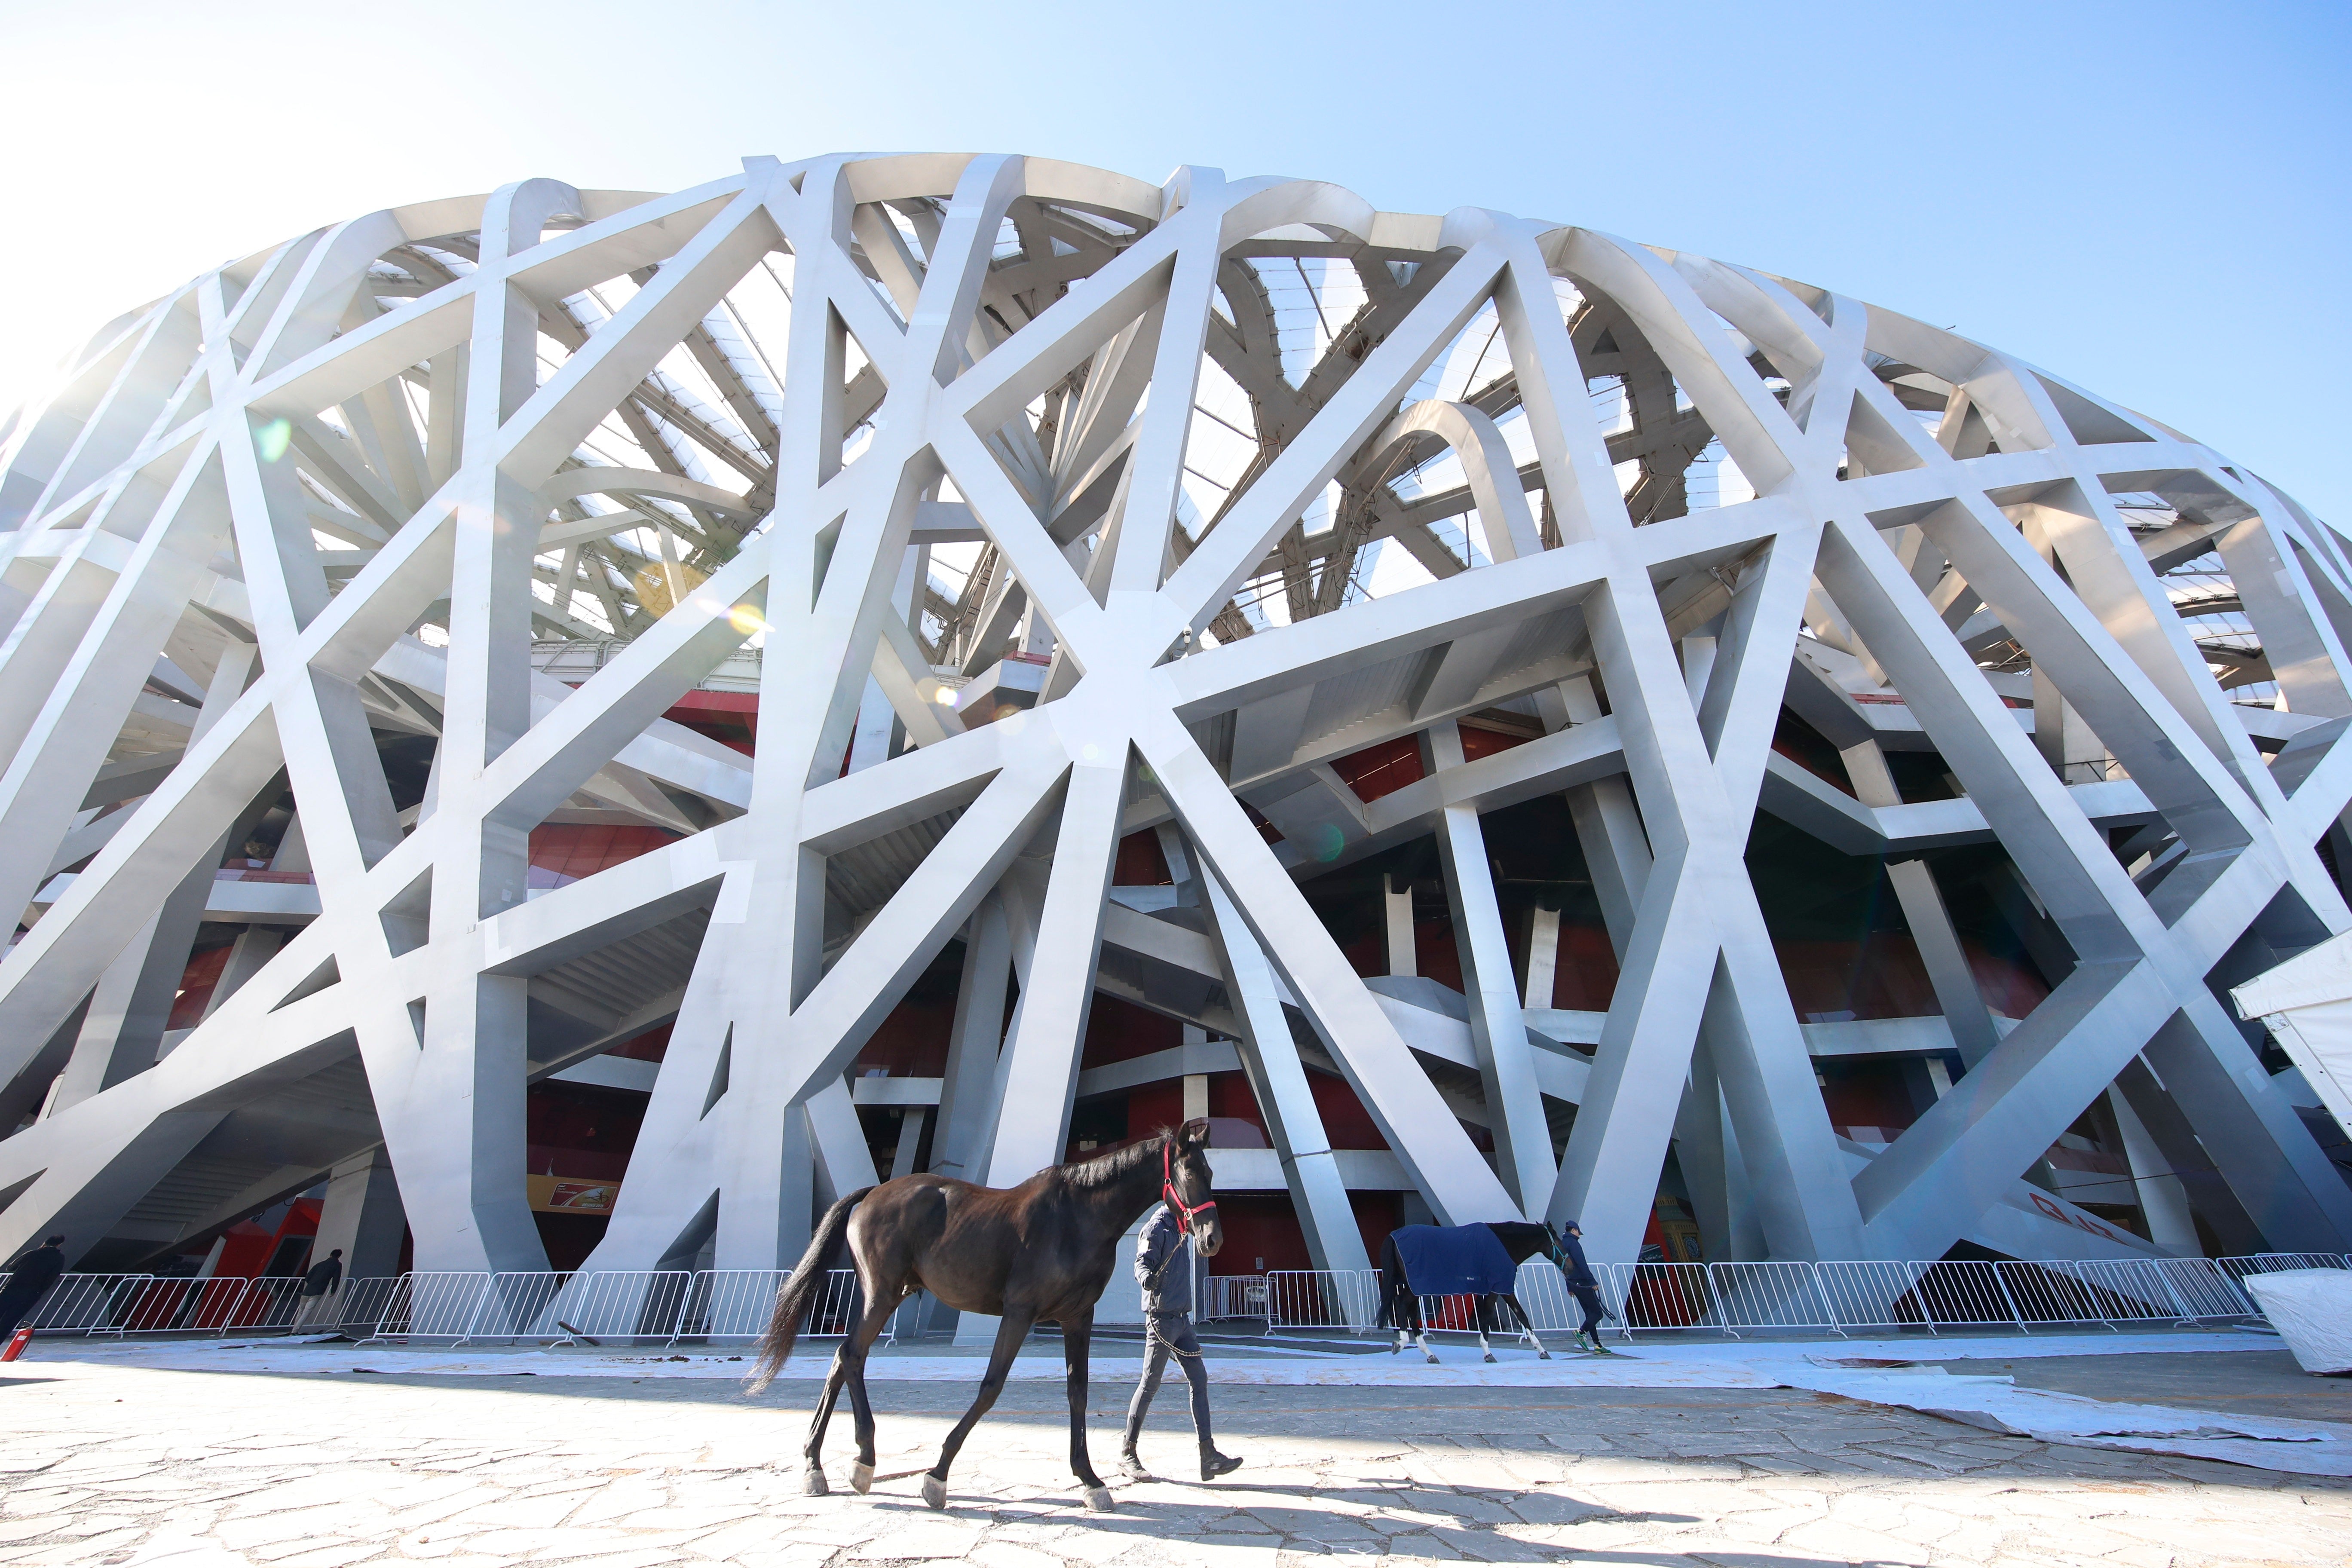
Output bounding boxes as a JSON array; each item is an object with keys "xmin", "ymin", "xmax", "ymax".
[
  {"xmin": 1388, "ymin": 1341, "xmax": 1399, "ymax": 1354},
  {"xmin": 802, "ymin": 1468, "xmax": 828, "ymax": 1496},
  {"xmin": 1538, "ymin": 1350, "xmax": 1552, "ymax": 1360},
  {"xmin": 1085, "ymin": 1485, "xmax": 1115, "ymax": 1513},
  {"xmin": 850, "ymin": 1461, "xmax": 873, "ymax": 1494},
  {"xmin": 1482, "ymin": 1352, "xmax": 1496, "ymax": 1364},
  {"xmin": 921, "ymin": 1475, "xmax": 946, "ymax": 1511},
  {"xmin": 1423, "ymin": 1353, "xmax": 1439, "ymax": 1365}
]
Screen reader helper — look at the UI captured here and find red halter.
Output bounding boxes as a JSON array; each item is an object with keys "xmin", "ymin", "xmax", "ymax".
[{"xmin": 1162, "ymin": 1140, "xmax": 1218, "ymax": 1235}]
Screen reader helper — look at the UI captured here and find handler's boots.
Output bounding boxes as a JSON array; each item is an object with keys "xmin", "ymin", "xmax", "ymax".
[
  {"xmin": 1118, "ymin": 1415, "xmax": 1151, "ymax": 1480},
  {"xmin": 1200, "ymin": 1447, "xmax": 1243, "ymax": 1482}
]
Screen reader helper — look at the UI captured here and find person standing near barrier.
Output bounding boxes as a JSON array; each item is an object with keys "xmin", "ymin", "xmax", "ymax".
[
  {"xmin": 294, "ymin": 1248, "xmax": 344, "ymax": 1328},
  {"xmin": 1559, "ymin": 1221, "xmax": 1613, "ymax": 1354},
  {"xmin": 0, "ymin": 1236, "xmax": 68, "ymax": 1345},
  {"xmin": 1120, "ymin": 1200, "xmax": 1243, "ymax": 1483}
]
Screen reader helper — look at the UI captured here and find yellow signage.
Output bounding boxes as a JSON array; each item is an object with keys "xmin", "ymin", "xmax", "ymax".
[{"xmin": 528, "ymin": 1175, "xmax": 619, "ymax": 1214}]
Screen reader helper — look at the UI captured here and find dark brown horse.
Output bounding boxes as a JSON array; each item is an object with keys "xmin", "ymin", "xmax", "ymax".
[{"xmin": 747, "ymin": 1120, "xmax": 1222, "ymax": 1511}]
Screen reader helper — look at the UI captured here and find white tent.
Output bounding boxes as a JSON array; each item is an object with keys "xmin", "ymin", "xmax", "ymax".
[{"xmin": 2231, "ymin": 935, "xmax": 2352, "ymax": 1142}]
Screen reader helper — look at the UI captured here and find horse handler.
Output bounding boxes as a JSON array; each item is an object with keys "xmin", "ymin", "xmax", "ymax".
[
  {"xmin": 1120, "ymin": 1199, "xmax": 1243, "ymax": 1483},
  {"xmin": 1560, "ymin": 1220, "xmax": 1614, "ymax": 1354}
]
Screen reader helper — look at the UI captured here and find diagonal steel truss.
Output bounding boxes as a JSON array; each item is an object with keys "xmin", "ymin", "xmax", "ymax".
[{"xmin": 2, "ymin": 153, "xmax": 2348, "ymax": 1275}]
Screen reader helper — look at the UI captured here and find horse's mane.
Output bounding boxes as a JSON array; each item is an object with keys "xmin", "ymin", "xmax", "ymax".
[{"xmin": 1059, "ymin": 1126, "xmax": 1171, "ymax": 1190}]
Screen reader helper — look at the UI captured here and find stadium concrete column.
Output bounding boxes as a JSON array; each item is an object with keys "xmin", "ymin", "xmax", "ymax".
[
  {"xmin": 931, "ymin": 894, "xmax": 1012, "ymax": 1182},
  {"xmin": 1551, "ymin": 541, "xmax": 1864, "ymax": 1264},
  {"xmin": 1383, "ymin": 873, "xmax": 1415, "ymax": 976},
  {"xmin": 409, "ymin": 178, "xmax": 587, "ymax": 1275},
  {"xmin": 978, "ymin": 744, "xmax": 1127, "ymax": 1188},
  {"xmin": 847, "ymin": 546, "xmax": 922, "ymax": 773},
  {"xmin": 1547, "ymin": 673, "xmax": 1755, "ymax": 1256},
  {"xmin": 2107, "ymin": 1085, "xmax": 2200, "ymax": 1255},
  {"xmin": 1552, "ymin": 677, "xmax": 1650, "ymax": 943},
  {"xmin": 1197, "ymin": 854, "xmax": 1370, "ymax": 1273},
  {"xmin": 1840, "ymin": 738, "xmax": 2001, "ymax": 1063},
  {"xmin": 1521, "ymin": 906, "xmax": 1558, "ymax": 1008},
  {"xmin": 313, "ymin": 1146, "xmax": 407, "ymax": 1284},
  {"xmin": 891, "ymin": 1109, "xmax": 928, "ymax": 1179},
  {"xmin": 806, "ymin": 1078, "xmax": 880, "ymax": 1204},
  {"xmin": 1183, "ymin": 1065, "xmax": 1209, "ymax": 1123},
  {"xmin": 48, "ymin": 640, "xmax": 259, "ymax": 1112},
  {"xmin": 1426, "ymin": 720, "xmax": 1553, "ymax": 1215}
]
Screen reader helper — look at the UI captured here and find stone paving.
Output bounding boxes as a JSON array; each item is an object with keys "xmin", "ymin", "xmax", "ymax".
[{"xmin": 3, "ymin": 1350, "xmax": 2349, "ymax": 1568}]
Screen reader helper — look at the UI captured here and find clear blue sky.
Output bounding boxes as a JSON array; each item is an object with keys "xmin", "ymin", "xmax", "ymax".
[{"xmin": 3, "ymin": 0, "xmax": 2344, "ymax": 518}]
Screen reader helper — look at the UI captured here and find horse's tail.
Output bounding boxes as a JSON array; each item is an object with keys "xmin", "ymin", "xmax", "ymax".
[{"xmin": 744, "ymin": 1186, "xmax": 875, "ymax": 1394}]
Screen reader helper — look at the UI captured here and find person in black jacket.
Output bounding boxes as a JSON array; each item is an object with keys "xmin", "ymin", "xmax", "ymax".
[
  {"xmin": 294, "ymin": 1248, "xmax": 344, "ymax": 1327},
  {"xmin": 1559, "ymin": 1221, "xmax": 1614, "ymax": 1354},
  {"xmin": 0, "ymin": 1236, "xmax": 68, "ymax": 1341},
  {"xmin": 1119, "ymin": 1203, "xmax": 1242, "ymax": 1483}
]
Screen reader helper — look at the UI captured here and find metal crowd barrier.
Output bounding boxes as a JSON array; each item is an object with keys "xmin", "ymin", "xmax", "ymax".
[
  {"xmin": 111, "ymin": 1276, "xmax": 254, "ymax": 1334},
  {"xmin": 14, "ymin": 1253, "xmax": 2346, "ymax": 1348},
  {"xmin": 1605, "ymin": 1261, "xmax": 1720, "ymax": 1332},
  {"xmin": 1198, "ymin": 1274, "xmax": 1269, "ymax": 1321},
  {"xmin": 1262, "ymin": 1269, "xmax": 1381, "ymax": 1329},
  {"xmin": 15, "ymin": 1273, "xmax": 357, "ymax": 1338},
  {"xmin": 1709, "ymin": 1260, "xmax": 1838, "ymax": 1335},
  {"xmin": 224, "ymin": 1276, "xmax": 308, "ymax": 1332},
  {"xmin": 677, "ymin": 1268, "xmax": 790, "ymax": 1341},
  {"xmin": 467, "ymin": 1269, "xmax": 695, "ymax": 1345},
  {"xmin": 332, "ymin": 1276, "xmax": 406, "ymax": 1337},
  {"xmin": 340, "ymin": 1267, "xmax": 891, "ymax": 1348},
  {"xmin": 2219, "ymin": 1252, "xmax": 2352, "ymax": 1279},
  {"xmin": 1255, "ymin": 1254, "xmax": 2346, "ymax": 1341},
  {"xmin": 26, "ymin": 1274, "xmax": 153, "ymax": 1334},
  {"xmin": 1813, "ymin": 1260, "xmax": 1930, "ymax": 1331},
  {"xmin": 363, "ymin": 1271, "xmax": 493, "ymax": 1344}
]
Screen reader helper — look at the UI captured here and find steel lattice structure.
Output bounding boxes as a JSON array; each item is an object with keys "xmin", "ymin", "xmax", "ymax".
[{"xmin": 3, "ymin": 153, "xmax": 2349, "ymax": 1280}]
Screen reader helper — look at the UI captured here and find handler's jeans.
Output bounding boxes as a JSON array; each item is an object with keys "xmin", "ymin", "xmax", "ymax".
[
  {"xmin": 1126, "ymin": 1310, "xmax": 1214, "ymax": 1449},
  {"xmin": 1571, "ymin": 1284, "xmax": 1605, "ymax": 1335}
]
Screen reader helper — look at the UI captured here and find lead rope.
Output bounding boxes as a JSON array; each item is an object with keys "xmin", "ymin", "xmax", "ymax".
[
  {"xmin": 1141, "ymin": 1222, "xmax": 1204, "ymax": 1365},
  {"xmin": 1146, "ymin": 1306, "xmax": 1205, "ymax": 1364}
]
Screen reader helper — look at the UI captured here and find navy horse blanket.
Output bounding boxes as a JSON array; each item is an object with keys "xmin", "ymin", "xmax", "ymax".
[{"xmin": 1387, "ymin": 1224, "xmax": 1518, "ymax": 1297}]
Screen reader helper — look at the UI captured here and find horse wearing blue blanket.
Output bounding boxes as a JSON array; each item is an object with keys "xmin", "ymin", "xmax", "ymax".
[{"xmin": 1378, "ymin": 1221, "xmax": 1575, "ymax": 1363}]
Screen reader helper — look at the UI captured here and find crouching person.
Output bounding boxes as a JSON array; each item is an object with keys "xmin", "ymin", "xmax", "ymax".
[{"xmin": 1120, "ymin": 1199, "xmax": 1242, "ymax": 1483}]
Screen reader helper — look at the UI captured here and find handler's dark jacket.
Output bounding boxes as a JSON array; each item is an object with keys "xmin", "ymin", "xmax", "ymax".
[
  {"xmin": 1559, "ymin": 1232, "xmax": 1598, "ymax": 1290},
  {"xmin": 1134, "ymin": 1204, "xmax": 1194, "ymax": 1314},
  {"xmin": 0, "ymin": 1243, "xmax": 65, "ymax": 1304},
  {"xmin": 298, "ymin": 1255, "xmax": 342, "ymax": 1298}
]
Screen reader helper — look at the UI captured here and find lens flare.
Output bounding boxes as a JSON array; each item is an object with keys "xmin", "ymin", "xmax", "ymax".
[{"xmin": 255, "ymin": 418, "xmax": 292, "ymax": 463}]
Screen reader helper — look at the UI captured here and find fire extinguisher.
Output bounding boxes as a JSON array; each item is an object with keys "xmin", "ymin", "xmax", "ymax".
[{"xmin": 1, "ymin": 1326, "xmax": 32, "ymax": 1362}]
